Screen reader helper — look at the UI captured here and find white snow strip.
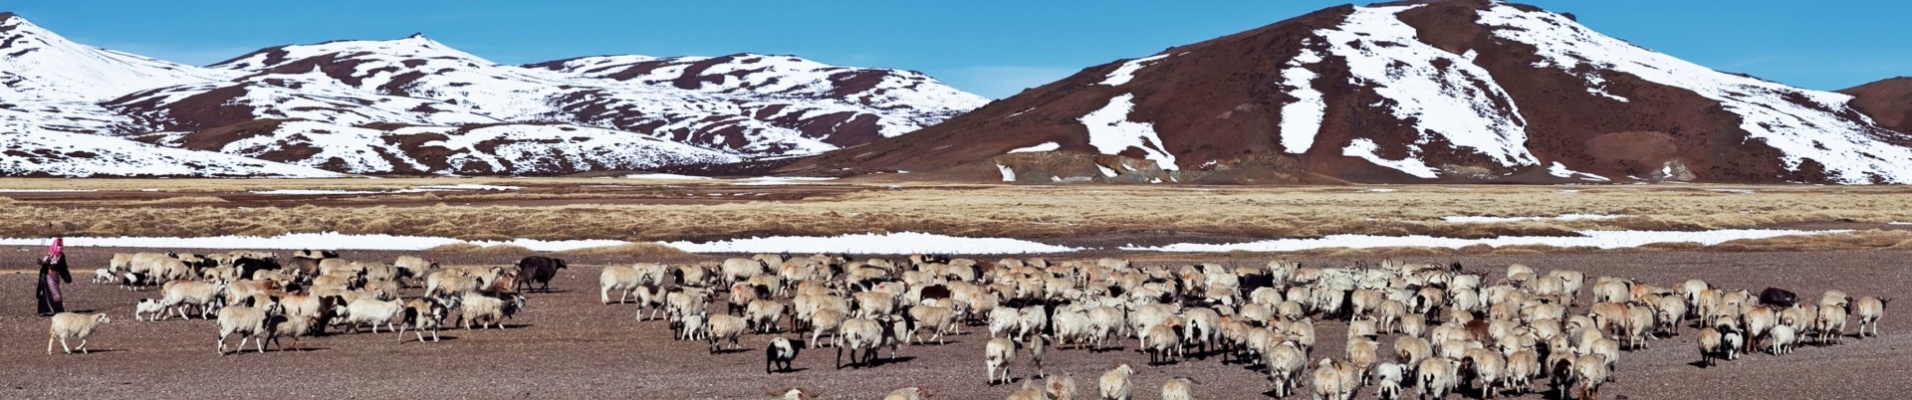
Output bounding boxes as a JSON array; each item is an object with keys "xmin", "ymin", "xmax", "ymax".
[
  {"xmin": 1100, "ymin": 54, "xmax": 1172, "ymax": 86},
  {"xmin": 410, "ymin": 184, "xmax": 521, "ymax": 191},
  {"xmin": 1889, "ymin": 222, "xmax": 1912, "ymax": 226},
  {"xmin": 1548, "ymin": 162, "xmax": 1612, "ymax": 182},
  {"xmin": 734, "ymin": 177, "xmax": 840, "ymax": 186},
  {"xmin": 1316, "ymin": 6, "xmax": 1540, "ymax": 169},
  {"xmin": 1279, "ymin": 46, "xmax": 1326, "ymax": 154},
  {"xmin": 1360, "ymin": 188, "xmax": 1398, "ymax": 193},
  {"xmin": 1442, "ymin": 214, "xmax": 1624, "ymax": 223},
  {"xmin": 1007, "ymin": 142, "xmax": 1061, "ymax": 153},
  {"xmin": 248, "ymin": 184, "xmax": 521, "ymax": 195},
  {"xmin": 0, "ymin": 233, "xmax": 626, "ymax": 252},
  {"xmin": 997, "ymin": 164, "xmax": 1017, "ymax": 182},
  {"xmin": 1123, "ymin": 229, "xmax": 1849, "ymax": 252},
  {"xmin": 1097, "ymin": 164, "xmax": 1119, "ymax": 178},
  {"xmin": 664, "ymin": 232, "xmax": 1080, "ymax": 254},
  {"xmin": 1480, "ymin": 5, "xmax": 1912, "ymax": 184},
  {"xmin": 1343, "ymin": 138, "xmax": 1438, "ymax": 178},
  {"xmin": 1080, "ymin": 94, "xmax": 1178, "ymax": 170},
  {"xmin": 625, "ymin": 173, "xmax": 714, "ymax": 180}
]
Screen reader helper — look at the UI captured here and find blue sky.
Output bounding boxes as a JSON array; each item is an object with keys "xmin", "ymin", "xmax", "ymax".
[{"xmin": 12, "ymin": 1, "xmax": 1910, "ymax": 98}]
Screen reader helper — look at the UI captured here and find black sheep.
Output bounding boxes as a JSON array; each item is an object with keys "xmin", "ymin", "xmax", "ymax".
[{"xmin": 515, "ymin": 256, "xmax": 568, "ymax": 293}]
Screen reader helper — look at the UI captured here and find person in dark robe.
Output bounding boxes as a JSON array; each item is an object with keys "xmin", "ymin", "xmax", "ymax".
[{"xmin": 37, "ymin": 237, "xmax": 71, "ymax": 316}]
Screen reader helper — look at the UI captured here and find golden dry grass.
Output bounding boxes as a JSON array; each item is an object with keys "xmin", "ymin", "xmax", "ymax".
[{"xmin": 2, "ymin": 178, "xmax": 1912, "ymax": 253}]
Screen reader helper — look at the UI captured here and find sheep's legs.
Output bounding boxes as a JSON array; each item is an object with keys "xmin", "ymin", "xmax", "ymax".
[
  {"xmin": 77, "ymin": 339, "xmax": 89, "ymax": 354},
  {"xmin": 256, "ymin": 336, "xmax": 266, "ymax": 353}
]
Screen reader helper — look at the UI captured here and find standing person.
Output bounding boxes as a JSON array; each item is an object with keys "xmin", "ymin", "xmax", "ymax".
[{"xmin": 37, "ymin": 237, "xmax": 71, "ymax": 316}]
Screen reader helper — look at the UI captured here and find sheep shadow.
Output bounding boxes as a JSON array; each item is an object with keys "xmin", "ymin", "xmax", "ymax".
[
  {"xmin": 1687, "ymin": 360, "xmax": 1710, "ymax": 368},
  {"xmin": 771, "ymin": 367, "xmax": 810, "ymax": 374},
  {"xmin": 711, "ymin": 348, "xmax": 753, "ymax": 355}
]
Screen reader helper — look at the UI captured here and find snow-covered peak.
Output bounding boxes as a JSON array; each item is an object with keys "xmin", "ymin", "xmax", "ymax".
[
  {"xmin": 208, "ymin": 33, "xmax": 493, "ymax": 72},
  {"xmin": 0, "ymin": 13, "xmax": 232, "ymax": 101}
]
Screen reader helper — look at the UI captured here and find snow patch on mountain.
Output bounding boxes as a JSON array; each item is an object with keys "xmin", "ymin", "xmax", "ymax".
[
  {"xmin": 1479, "ymin": 5, "xmax": 1912, "ymax": 183},
  {"xmin": 1080, "ymin": 94, "xmax": 1178, "ymax": 170},
  {"xmin": 1101, "ymin": 53, "xmax": 1172, "ymax": 86},
  {"xmin": 1319, "ymin": 5, "xmax": 1539, "ymax": 169},
  {"xmin": 1343, "ymin": 138, "xmax": 1438, "ymax": 178},
  {"xmin": 0, "ymin": 128, "xmax": 338, "ymax": 177},
  {"xmin": 1279, "ymin": 44, "xmax": 1326, "ymax": 154}
]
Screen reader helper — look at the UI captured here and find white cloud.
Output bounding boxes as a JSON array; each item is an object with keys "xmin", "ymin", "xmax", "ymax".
[{"xmin": 940, "ymin": 65, "xmax": 1076, "ymax": 99}]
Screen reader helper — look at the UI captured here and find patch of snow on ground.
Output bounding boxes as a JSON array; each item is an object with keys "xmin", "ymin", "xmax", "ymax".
[
  {"xmin": 1360, "ymin": 188, "xmax": 1397, "ymax": 193},
  {"xmin": 1007, "ymin": 142, "xmax": 1061, "ymax": 153},
  {"xmin": 1097, "ymin": 164, "xmax": 1119, "ymax": 178},
  {"xmin": 625, "ymin": 173, "xmax": 714, "ymax": 180},
  {"xmin": 1123, "ymin": 229, "xmax": 1848, "ymax": 252},
  {"xmin": 1080, "ymin": 94, "xmax": 1178, "ymax": 170},
  {"xmin": 1443, "ymin": 214, "xmax": 1624, "ymax": 223},
  {"xmin": 1100, "ymin": 54, "xmax": 1172, "ymax": 86},
  {"xmin": 0, "ymin": 233, "xmax": 627, "ymax": 252},
  {"xmin": 1318, "ymin": 5, "xmax": 1539, "ymax": 169},
  {"xmin": 1279, "ymin": 45, "xmax": 1327, "ymax": 154},
  {"xmin": 664, "ymin": 232, "xmax": 1080, "ymax": 254},
  {"xmin": 1480, "ymin": 5, "xmax": 1912, "ymax": 184},
  {"xmin": 996, "ymin": 164, "xmax": 1017, "ymax": 182},
  {"xmin": 1548, "ymin": 162, "xmax": 1611, "ymax": 182},
  {"xmin": 734, "ymin": 177, "xmax": 840, "ymax": 186},
  {"xmin": 1342, "ymin": 138, "xmax": 1438, "ymax": 178}
]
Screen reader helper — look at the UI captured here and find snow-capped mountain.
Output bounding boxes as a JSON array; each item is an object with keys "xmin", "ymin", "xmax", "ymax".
[
  {"xmin": 0, "ymin": 13, "xmax": 985, "ymax": 177},
  {"xmin": 783, "ymin": 0, "xmax": 1912, "ymax": 184}
]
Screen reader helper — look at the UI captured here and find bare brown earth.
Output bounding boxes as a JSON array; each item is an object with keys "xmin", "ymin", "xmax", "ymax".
[{"xmin": 1, "ymin": 248, "xmax": 1909, "ymax": 399}]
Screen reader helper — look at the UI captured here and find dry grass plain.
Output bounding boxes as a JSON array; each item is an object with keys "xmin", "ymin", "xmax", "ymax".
[{"xmin": 1, "ymin": 178, "xmax": 1911, "ymax": 255}]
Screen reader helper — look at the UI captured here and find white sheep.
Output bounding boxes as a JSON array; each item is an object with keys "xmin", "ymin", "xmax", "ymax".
[
  {"xmin": 1574, "ymin": 354, "xmax": 1610, "ymax": 400},
  {"xmin": 1264, "ymin": 342, "xmax": 1306, "ymax": 398},
  {"xmin": 1160, "ymin": 377, "xmax": 1194, "ymax": 400},
  {"xmin": 157, "ymin": 280, "xmax": 225, "ymax": 320},
  {"xmin": 460, "ymin": 293, "xmax": 526, "ymax": 330},
  {"xmin": 337, "ymin": 298, "xmax": 406, "ymax": 334},
  {"xmin": 706, "ymin": 314, "xmax": 748, "ymax": 353},
  {"xmin": 745, "ymin": 299, "xmax": 788, "ymax": 333},
  {"xmin": 1418, "ymin": 357, "xmax": 1458, "ymax": 400},
  {"xmin": 986, "ymin": 337, "xmax": 1016, "ymax": 385},
  {"xmin": 1815, "ymin": 305, "xmax": 1848, "ymax": 345},
  {"xmin": 133, "ymin": 298, "xmax": 166, "ymax": 321},
  {"xmin": 47, "ymin": 313, "xmax": 110, "ymax": 354},
  {"xmin": 216, "ymin": 303, "xmax": 282, "ymax": 355},
  {"xmin": 1856, "ymin": 296, "xmax": 1889, "ymax": 337},
  {"xmin": 1099, "ymin": 363, "xmax": 1134, "ymax": 400},
  {"xmin": 1769, "ymin": 324, "xmax": 1796, "ymax": 355},
  {"xmin": 600, "ymin": 264, "xmax": 643, "ymax": 304}
]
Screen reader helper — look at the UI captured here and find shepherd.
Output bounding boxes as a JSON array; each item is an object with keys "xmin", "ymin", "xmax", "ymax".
[{"xmin": 37, "ymin": 237, "xmax": 72, "ymax": 316}]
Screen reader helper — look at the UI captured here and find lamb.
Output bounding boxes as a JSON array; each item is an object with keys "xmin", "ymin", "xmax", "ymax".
[
  {"xmin": 1855, "ymin": 296, "xmax": 1889, "ymax": 338},
  {"xmin": 459, "ymin": 293, "xmax": 527, "ymax": 330},
  {"xmin": 706, "ymin": 314, "xmax": 749, "ymax": 353},
  {"xmin": 987, "ymin": 337, "xmax": 1017, "ymax": 385},
  {"xmin": 337, "ymin": 298, "xmax": 406, "ymax": 334},
  {"xmin": 766, "ymin": 336, "xmax": 800, "ymax": 374},
  {"xmin": 46, "ymin": 313, "xmax": 110, "ymax": 355},
  {"xmin": 133, "ymin": 298, "xmax": 166, "ymax": 321},
  {"xmin": 1099, "ymin": 363, "xmax": 1134, "ymax": 400},
  {"xmin": 1768, "ymin": 324, "xmax": 1796, "ymax": 355},
  {"xmin": 216, "ymin": 303, "xmax": 283, "ymax": 355},
  {"xmin": 1160, "ymin": 377, "xmax": 1194, "ymax": 400}
]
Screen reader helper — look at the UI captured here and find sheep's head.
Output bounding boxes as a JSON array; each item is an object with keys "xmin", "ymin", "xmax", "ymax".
[{"xmin": 94, "ymin": 314, "xmax": 111, "ymax": 324}]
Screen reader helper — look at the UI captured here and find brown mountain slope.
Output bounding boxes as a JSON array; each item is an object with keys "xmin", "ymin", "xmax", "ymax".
[
  {"xmin": 783, "ymin": 1, "xmax": 1912, "ymax": 184},
  {"xmin": 1842, "ymin": 77, "xmax": 1912, "ymax": 134}
]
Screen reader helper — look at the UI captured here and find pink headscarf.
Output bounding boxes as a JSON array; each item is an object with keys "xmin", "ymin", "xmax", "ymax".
[{"xmin": 47, "ymin": 237, "xmax": 63, "ymax": 258}]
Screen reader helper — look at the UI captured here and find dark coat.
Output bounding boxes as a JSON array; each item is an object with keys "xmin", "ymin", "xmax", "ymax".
[
  {"xmin": 515, "ymin": 256, "xmax": 567, "ymax": 292},
  {"xmin": 37, "ymin": 255, "xmax": 71, "ymax": 315}
]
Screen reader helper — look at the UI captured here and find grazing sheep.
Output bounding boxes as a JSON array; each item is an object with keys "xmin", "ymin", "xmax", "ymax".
[
  {"xmin": 47, "ymin": 313, "xmax": 110, "ymax": 355},
  {"xmin": 459, "ymin": 293, "xmax": 527, "ymax": 330},
  {"xmin": 836, "ymin": 317, "xmax": 894, "ymax": 369},
  {"xmin": 885, "ymin": 387, "xmax": 929, "ymax": 400},
  {"xmin": 158, "ymin": 280, "xmax": 225, "ymax": 320},
  {"xmin": 707, "ymin": 314, "xmax": 748, "ymax": 353},
  {"xmin": 600, "ymin": 264, "xmax": 644, "ymax": 304},
  {"xmin": 1766, "ymin": 323, "xmax": 1796, "ymax": 355},
  {"xmin": 986, "ymin": 337, "xmax": 1016, "ymax": 385},
  {"xmin": 403, "ymin": 298, "xmax": 450, "ymax": 342},
  {"xmin": 216, "ymin": 303, "xmax": 283, "ymax": 355},
  {"xmin": 1099, "ymin": 363, "xmax": 1134, "ymax": 400},
  {"xmin": 745, "ymin": 299, "xmax": 789, "ymax": 333},
  {"xmin": 1815, "ymin": 305, "xmax": 1848, "ymax": 345},
  {"xmin": 1573, "ymin": 354, "xmax": 1610, "ymax": 400},
  {"xmin": 766, "ymin": 337, "xmax": 800, "ymax": 374},
  {"xmin": 337, "ymin": 298, "xmax": 406, "ymax": 334},
  {"xmin": 1418, "ymin": 357, "xmax": 1458, "ymax": 400},
  {"xmin": 905, "ymin": 304, "xmax": 959, "ymax": 345},
  {"xmin": 1264, "ymin": 342, "xmax": 1306, "ymax": 398},
  {"xmin": 1856, "ymin": 296, "xmax": 1889, "ymax": 338},
  {"xmin": 808, "ymin": 309, "xmax": 847, "ymax": 349},
  {"xmin": 1160, "ymin": 377, "xmax": 1194, "ymax": 400},
  {"xmin": 515, "ymin": 256, "xmax": 567, "ymax": 293}
]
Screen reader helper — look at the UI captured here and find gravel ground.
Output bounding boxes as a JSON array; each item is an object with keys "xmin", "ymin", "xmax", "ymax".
[{"xmin": 1, "ymin": 248, "xmax": 1908, "ymax": 399}]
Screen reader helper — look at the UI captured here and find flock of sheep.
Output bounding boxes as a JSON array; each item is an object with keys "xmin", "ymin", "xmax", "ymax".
[
  {"xmin": 602, "ymin": 254, "xmax": 1891, "ymax": 400},
  {"xmin": 50, "ymin": 250, "xmax": 555, "ymax": 355},
  {"xmin": 34, "ymin": 249, "xmax": 1894, "ymax": 399}
]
